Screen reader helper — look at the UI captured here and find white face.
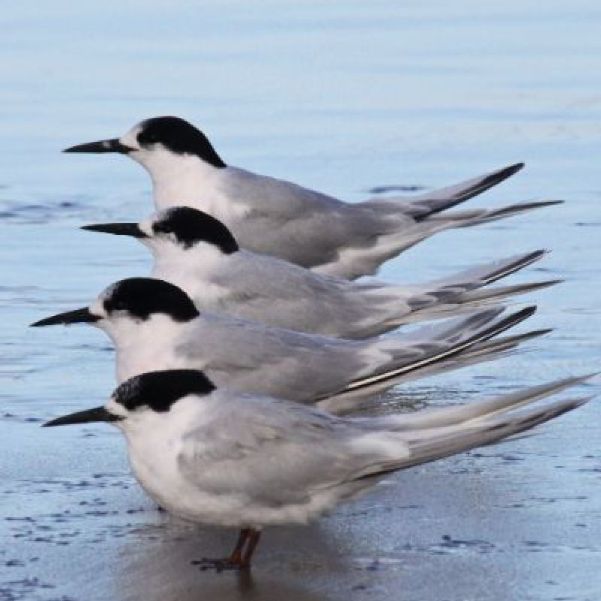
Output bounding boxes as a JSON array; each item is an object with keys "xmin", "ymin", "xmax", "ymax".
[
  {"xmin": 88, "ymin": 292, "xmax": 161, "ymax": 342},
  {"xmin": 137, "ymin": 214, "xmax": 182, "ymax": 256},
  {"xmin": 87, "ymin": 296, "xmax": 129, "ymax": 340},
  {"xmin": 137, "ymin": 212, "xmax": 227, "ymax": 269},
  {"xmin": 106, "ymin": 390, "xmax": 209, "ymax": 439},
  {"xmin": 105, "ymin": 396, "xmax": 130, "ymax": 422},
  {"xmin": 118, "ymin": 124, "xmax": 178, "ymax": 172}
]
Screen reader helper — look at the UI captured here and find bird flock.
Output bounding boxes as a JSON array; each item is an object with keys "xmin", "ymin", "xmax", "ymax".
[{"xmin": 34, "ymin": 116, "xmax": 593, "ymax": 571}]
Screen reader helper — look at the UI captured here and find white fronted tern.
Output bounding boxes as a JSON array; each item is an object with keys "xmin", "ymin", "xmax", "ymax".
[
  {"xmin": 43, "ymin": 369, "xmax": 594, "ymax": 569},
  {"xmin": 83, "ymin": 206, "xmax": 559, "ymax": 338},
  {"xmin": 31, "ymin": 278, "xmax": 541, "ymax": 414},
  {"xmin": 64, "ymin": 116, "xmax": 561, "ymax": 279}
]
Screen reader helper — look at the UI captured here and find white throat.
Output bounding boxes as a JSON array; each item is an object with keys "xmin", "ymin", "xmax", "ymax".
[
  {"xmin": 99, "ymin": 315, "xmax": 189, "ymax": 383},
  {"xmin": 133, "ymin": 151, "xmax": 224, "ymax": 211},
  {"xmin": 150, "ymin": 244, "xmax": 233, "ymax": 311}
]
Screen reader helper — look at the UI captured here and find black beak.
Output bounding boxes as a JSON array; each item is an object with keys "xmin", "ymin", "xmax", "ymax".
[
  {"xmin": 31, "ymin": 307, "xmax": 100, "ymax": 327},
  {"xmin": 81, "ymin": 222, "xmax": 147, "ymax": 238},
  {"xmin": 43, "ymin": 406, "xmax": 121, "ymax": 427},
  {"xmin": 63, "ymin": 138, "xmax": 135, "ymax": 154}
]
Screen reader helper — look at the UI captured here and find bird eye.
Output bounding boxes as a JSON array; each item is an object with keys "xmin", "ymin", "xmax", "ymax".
[
  {"xmin": 138, "ymin": 131, "xmax": 158, "ymax": 145},
  {"xmin": 107, "ymin": 300, "xmax": 128, "ymax": 312}
]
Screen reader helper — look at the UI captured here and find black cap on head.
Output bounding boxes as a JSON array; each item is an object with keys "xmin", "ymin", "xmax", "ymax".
[
  {"xmin": 136, "ymin": 116, "xmax": 226, "ymax": 168},
  {"xmin": 114, "ymin": 369, "xmax": 216, "ymax": 413},
  {"xmin": 103, "ymin": 278, "xmax": 199, "ymax": 322},
  {"xmin": 154, "ymin": 207, "xmax": 239, "ymax": 253}
]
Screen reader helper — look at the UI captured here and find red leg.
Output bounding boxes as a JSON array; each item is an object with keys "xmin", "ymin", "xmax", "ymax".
[
  {"xmin": 239, "ymin": 529, "xmax": 262, "ymax": 568},
  {"xmin": 192, "ymin": 529, "xmax": 254, "ymax": 572},
  {"xmin": 228, "ymin": 528, "xmax": 251, "ymax": 564}
]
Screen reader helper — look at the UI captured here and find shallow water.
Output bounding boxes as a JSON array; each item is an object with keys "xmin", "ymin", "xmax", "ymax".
[{"xmin": 1, "ymin": 1, "xmax": 601, "ymax": 600}]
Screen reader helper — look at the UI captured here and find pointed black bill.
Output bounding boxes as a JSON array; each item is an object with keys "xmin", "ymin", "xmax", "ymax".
[
  {"xmin": 63, "ymin": 138, "xmax": 135, "ymax": 154},
  {"xmin": 31, "ymin": 307, "xmax": 100, "ymax": 327},
  {"xmin": 82, "ymin": 223, "xmax": 147, "ymax": 238},
  {"xmin": 43, "ymin": 406, "xmax": 121, "ymax": 427}
]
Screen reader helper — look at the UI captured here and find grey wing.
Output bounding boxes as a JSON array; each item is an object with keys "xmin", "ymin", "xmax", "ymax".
[
  {"xmin": 177, "ymin": 378, "xmax": 589, "ymax": 512},
  {"xmin": 221, "ymin": 167, "xmax": 408, "ymax": 268},
  {"xmin": 215, "ymin": 252, "xmax": 398, "ymax": 337},
  {"xmin": 174, "ymin": 314, "xmax": 377, "ymax": 402},
  {"xmin": 176, "ymin": 392, "xmax": 399, "ymax": 507}
]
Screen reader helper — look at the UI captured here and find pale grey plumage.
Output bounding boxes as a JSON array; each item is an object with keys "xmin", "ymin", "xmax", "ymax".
[
  {"xmin": 166, "ymin": 245, "xmax": 553, "ymax": 338},
  {"xmin": 172, "ymin": 376, "xmax": 591, "ymax": 519},
  {"xmin": 44, "ymin": 370, "xmax": 593, "ymax": 533},
  {"xmin": 47, "ymin": 370, "xmax": 589, "ymax": 531},
  {"xmin": 31, "ymin": 278, "xmax": 538, "ymax": 413},
  {"xmin": 211, "ymin": 165, "xmax": 557, "ymax": 278},
  {"xmin": 83, "ymin": 208, "xmax": 558, "ymax": 338},
  {"xmin": 65, "ymin": 117, "xmax": 562, "ymax": 279},
  {"xmin": 168, "ymin": 305, "xmax": 534, "ymax": 406}
]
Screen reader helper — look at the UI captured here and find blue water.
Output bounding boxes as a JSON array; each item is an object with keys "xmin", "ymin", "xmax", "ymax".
[{"xmin": 1, "ymin": 2, "xmax": 601, "ymax": 600}]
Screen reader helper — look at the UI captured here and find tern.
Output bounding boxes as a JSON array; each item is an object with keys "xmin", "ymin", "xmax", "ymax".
[
  {"xmin": 64, "ymin": 116, "xmax": 561, "ymax": 278},
  {"xmin": 31, "ymin": 278, "xmax": 541, "ymax": 414},
  {"xmin": 83, "ymin": 206, "xmax": 558, "ymax": 338},
  {"xmin": 44, "ymin": 369, "xmax": 593, "ymax": 570}
]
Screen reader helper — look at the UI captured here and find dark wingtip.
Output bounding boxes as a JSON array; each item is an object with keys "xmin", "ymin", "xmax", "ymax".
[
  {"xmin": 515, "ymin": 305, "xmax": 537, "ymax": 320},
  {"xmin": 506, "ymin": 162, "xmax": 525, "ymax": 175},
  {"xmin": 481, "ymin": 305, "xmax": 537, "ymax": 338},
  {"xmin": 482, "ymin": 162, "xmax": 525, "ymax": 188},
  {"xmin": 531, "ymin": 328, "xmax": 553, "ymax": 337}
]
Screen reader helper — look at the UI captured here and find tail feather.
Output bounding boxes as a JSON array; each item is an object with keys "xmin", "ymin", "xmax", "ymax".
[
  {"xmin": 343, "ymin": 305, "xmax": 535, "ymax": 393},
  {"xmin": 448, "ymin": 200, "xmax": 564, "ymax": 227},
  {"xmin": 446, "ymin": 328, "xmax": 551, "ymax": 359},
  {"xmin": 378, "ymin": 328, "xmax": 552, "ymax": 386},
  {"xmin": 398, "ymin": 280, "xmax": 559, "ymax": 323},
  {"xmin": 350, "ymin": 379, "xmax": 594, "ymax": 481},
  {"xmin": 392, "ymin": 396, "xmax": 590, "ymax": 473},
  {"xmin": 384, "ymin": 374, "xmax": 594, "ymax": 431},
  {"xmin": 425, "ymin": 249, "xmax": 547, "ymax": 288},
  {"xmin": 379, "ymin": 249, "xmax": 556, "ymax": 324},
  {"xmin": 317, "ymin": 329, "xmax": 550, "ymax": 415},
  {"xmin": 371, "ymin": 163, "xmax": 525, "ymax": 219},
  {"xmin": 357, "ymin": 201, "xmax": 563, "ymax": 273},
  {"xmin": 457, "ymin": 280, "xmax": 561, "ymax": 304}
]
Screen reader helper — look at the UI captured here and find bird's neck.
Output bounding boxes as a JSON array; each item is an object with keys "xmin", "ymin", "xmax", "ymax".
[
  {"xmin": 151, "ymin": 248, "xmax": 232, "ymax": 311},
  {"xmin": 151, "ymin": 242, "xmax": 227, "ymax": 276},
  {"xmin": 142, "ymin": 153, "xmax": 224, "ymax": 210},
  {"xmin": 102, "ymin": 316, "xmax": 188, "ymax": 383}
]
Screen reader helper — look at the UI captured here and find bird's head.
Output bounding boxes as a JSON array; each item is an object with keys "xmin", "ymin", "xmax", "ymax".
[
  {"xmin": 82, "ymin": 207, "xmax": 239, "ymax": 259},
  {"xmin": 31, "ymin": 278, "xmax": 199, "ymax": 339},
  {"xmin": 43, "ymin": 369, "xmax": 216, "ymax": 431},
  {"xmin": 64, "ymin": 116, "xmax": 226, "ymax": 172}
]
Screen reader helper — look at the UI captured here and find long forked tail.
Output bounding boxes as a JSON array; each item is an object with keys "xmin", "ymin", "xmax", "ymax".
[
  {"xmin": 421, "ymin": 249, "xmax": 548, "ymax": 288},
  {"xmin": 319, "ymin": 328, "xmax": 551, "ymax": 415},
  {"xmin": 387, "ymin": 373, "xmax": 594, "ymax": 430},
  {"xmin": 351, "ymin": 375, "xmax": 595, "ymax": 481},
  {"xmin": 318, "ymin": 305, "xmax": 536, "ymax": 413},
  {"xmin": 377, "ymin": 328, "xmax": 552, "ymax": 386},
  {"xmin": 367, "ymin": 162, "xmax": 525, "ymax": 218},
  {"xmin": 406, "ymin": 396, "xmax": 590, "ymax": 468},
  {"xmin": 381, "ymin": 250, "xmax": 559, "ymax": 325},
  {"xmin": 411, "ymin": 199, "xmax": 563, "ymax": 241},
  {"xmin": 449, "ymin": 200, "xmax": 564, "ymax": 228},
  {"xmin": 400, "ymin": 281, "xmax": 559, "ymax": 325},
  {"xmin": 340, "ymin": 199, "xmax": 563, "ymax": 280}
]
